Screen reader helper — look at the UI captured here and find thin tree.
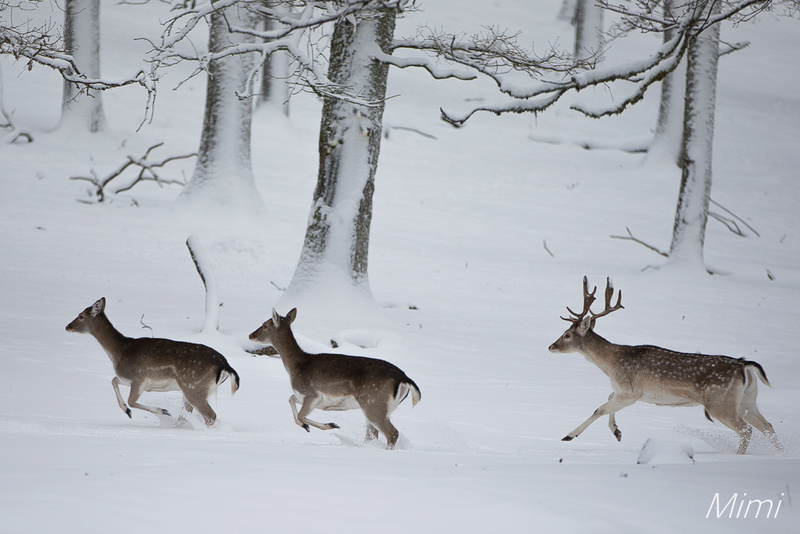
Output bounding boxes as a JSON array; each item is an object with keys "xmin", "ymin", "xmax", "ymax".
[{"xmin": 58, "ymin": 0, "xmax": 105, "ymax": 132}]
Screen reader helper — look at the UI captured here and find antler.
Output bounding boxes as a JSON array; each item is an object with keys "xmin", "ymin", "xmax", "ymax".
[
  {"xmin": 561, "ymin": 276, "xmax": 623, "ymax": 324},
  {"xmin": 562, "ymin": 276, "xmax": 597, "ymax": 323},
  {"xmin": 591, "ymin": 277, "xmax": 624, "ymax": 320}
]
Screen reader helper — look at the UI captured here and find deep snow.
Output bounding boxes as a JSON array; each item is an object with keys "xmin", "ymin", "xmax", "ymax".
[{"xmin": 1, "ymin": 1, "xmax": 799, "ymax": 533}]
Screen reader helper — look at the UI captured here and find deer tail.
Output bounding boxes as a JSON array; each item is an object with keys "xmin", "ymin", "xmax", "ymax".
[
  {"xmin": 217, "ymin": 365, "xmax": 240, "ymax": 395},
  {"xmin": 744, "ymin": 360, "xmax": 771, "ymax": 388},
  {"xmin": 397, "ymin": 378, "xmax": 421, "ymax": 407}
]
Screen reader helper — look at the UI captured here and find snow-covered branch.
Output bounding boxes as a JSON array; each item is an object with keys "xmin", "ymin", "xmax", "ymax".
[
  {"xmin": 148, "ymin": 0, "xmax": 413, "ymax": 102},
  {"xmin": 1, "ymin": 5, "xmax": 154, "ymax": 116},
  {"xmin": 420, "ymin": 0, "xmax": 773, "ymax": 125}
]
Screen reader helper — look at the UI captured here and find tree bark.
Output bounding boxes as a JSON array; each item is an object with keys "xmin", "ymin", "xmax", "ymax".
[
  {"xmin": 176, "ymin": 5, "xmax": 264, "ymax": 217},
  {"xmin": 648, "ymin": 0, "xmax": 685, "ymax": 165},
  {"xmin": 59, "ymin": 0, "xmax": 105, "ymax": 132},
  {"xmin": 284, "ymin": 5, "xmax": 396, "ymax": 299},
  {"xmin": 259, "ymin": 9, "xmax": 291, "ymax": 116},
  {"xmin": 573, "ymin": 0, "xmax": 604, "ymax": 61},
  {"xmin": 668, "ymin": 2, "xmax": 721, "ymax": 270}
]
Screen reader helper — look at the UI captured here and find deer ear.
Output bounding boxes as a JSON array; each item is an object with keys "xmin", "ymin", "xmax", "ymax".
[
  {"xmin": 91, "ymin": 298, "xmax": 105, "ymax": 317},
  {"xmin": 578, "ymin": 314, "xmax": 593, "ymax": 335},
  {"xmin": 286, "ymin": 308, "xmax": 297, "ymax": 324},
  {"xmin": 272, "ymin": 308, "xmax": 281, "ymax": 326}
]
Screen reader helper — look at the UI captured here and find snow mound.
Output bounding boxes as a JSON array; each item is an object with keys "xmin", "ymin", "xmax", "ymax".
[{"xmin": 637, "ymin": 438, "xmax": 695, "ymax": 465}]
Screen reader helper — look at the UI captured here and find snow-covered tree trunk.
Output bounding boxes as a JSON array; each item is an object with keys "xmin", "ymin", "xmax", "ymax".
[
  {"xmin": 648, "ymin": 0, "xmax": 686, "ymax": 165},
  {"xmin": 667, "ymin": 3, "xmax": 721, "ymax": 270},
  {"xmin": 259, "ymin": 11, "xmax": 291, "ymax": 116},
  {"xmin": 282, "ymin": 5, "xmax": 396, "ymax": 306},
  {"xmin": 59, "ymin": 0, "xmax": 105, "ymax": 132},
  {"xmin": 573, "ymin": 0, "xmax": 603, "ymax": 61},
  {"xmin": 175, "ymin": 5, "xmax": 264, "ymax": 219}
]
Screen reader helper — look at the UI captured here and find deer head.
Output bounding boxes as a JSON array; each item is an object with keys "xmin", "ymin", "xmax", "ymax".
[{"xmin": 549, "ymin": 276, "xmax": 623, "ymax": 353}]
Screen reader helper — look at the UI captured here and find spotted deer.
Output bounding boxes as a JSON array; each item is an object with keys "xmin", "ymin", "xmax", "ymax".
[
  {"xmin": 548, "ymin": 277, "xmax": 782, "ymax": 454},
  {"xmin": 66, "ymin": 298, "xmax": 239, "ymax": 426},
  {"xmin": 249, "ymin": 308, "xmax": 421, "ymax": 449}
]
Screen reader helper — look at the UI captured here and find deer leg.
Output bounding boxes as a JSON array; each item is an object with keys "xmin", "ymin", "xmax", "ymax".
[
  {"xmin": 361, "ymin": 399, "xmax": 400, "ymax": 449},
  {"xmin": 364, "ymin": 422, "xmax": 379, "ymax": 443},
  {"xmin": 290, "ymin": 395, "xmax": 339, "ymax": 432},
  {"xmin": 606, "ymin": 393, "xmax": 622, "ymax": 441},
  {"xmin": 740, "ymin": 388, "xmax": 783, "ymax": 452},
  {"xmin": 127, "ymin": 381, "xmax": 170, "ymax": 417},
  {"xmin": 706, "ymin": 403, "xmax": 753, "ymax": 454},
  {"xmin": 742, "ymin": 409, "xmax": 783, "ymax": 452},
  {"xmin": 111, "ymin": 377, "xmax": 132, "ymax": 418},
  {"xmin": 564, "ymin": 394, "xmax": 637, "ymax": 442},
  {"xmin": 184, "ymin": 390, "xmax": 217, "ymax": 427}
]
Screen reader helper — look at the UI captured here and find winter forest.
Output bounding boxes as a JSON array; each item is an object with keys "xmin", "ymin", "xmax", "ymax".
[{"xmin": 2, "ymin": 0, "xmax": 799, "ymax": 532}]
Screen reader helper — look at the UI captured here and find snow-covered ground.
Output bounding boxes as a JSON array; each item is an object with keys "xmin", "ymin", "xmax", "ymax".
[{"xmin": 2, "ymin": 2, "xmax": 799, "ymax": 532}]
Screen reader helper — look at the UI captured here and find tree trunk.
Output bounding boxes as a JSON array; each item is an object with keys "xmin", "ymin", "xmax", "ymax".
[
  {"xmin": 259, "ymin": 11, "xmax": 291, "ymax": 116},
  {"xmin": 668, "ymin": 3, "xmax": 721, "ymax": 270},
  {"xmin": 647, "ymin": 0, "xmax": 685, "ymax": 165},
  {"xmin": 282, "ymin": 6, "xmax": 396, "ymax": 304},
  {"xmin": 59, "ymin": 0, "xmax": 105, "ymax": 132},
  {"xmin": 573, "ymin": 0, "xmax": 603, "ymax": 61},
  {"xmin": 176, "ymin": 5, "xmax": 264, "ymax": 219}
]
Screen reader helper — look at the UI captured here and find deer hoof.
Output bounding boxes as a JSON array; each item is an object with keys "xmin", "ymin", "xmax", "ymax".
[
  {"xmin": 161, "ymin": 409, "xmax": 171, "ymax": 416},
  {"xmin": 614, "ymin": 430, "xmax": 622, "ymax": 442},
  {"xmin": 562, "ymin": 435, "xmax": 574, "ymax": 442},
  {"xmin": 125, "ymin": 409, "xmax": 132, "ymax": 419},
  {"xmin": 327, "ymin": 422, "xmax": 340, "ymax": 430},
  {"xmin": 302, "ymin": 423, "xmax": 310, "ymax": 432}
]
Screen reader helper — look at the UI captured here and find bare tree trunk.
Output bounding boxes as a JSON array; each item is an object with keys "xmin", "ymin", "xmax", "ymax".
[
  {"xmin": 668, "ymin": 3, "xmax": 721, "ymax": 270},
  {"xmin": 59, "ymin": 0, "xmax": 105, "ymax": 132},
  {"xmin": 573, "ymin": 0, "xmax": 604, "ymax": 61},
  {"xmin": 259, "ymin": 12, "xmax": 291, "ymax": 116},
  {"xmin": 176, "ymin": 5, "xmax": 264, "ymax": 218},
  {"xmin": 648, "ymin": 0, "xmax": 685, "ymax": 164},
  {"xmin": 282, "ymin": 5, "xmax": 396, "ymax": 304}
]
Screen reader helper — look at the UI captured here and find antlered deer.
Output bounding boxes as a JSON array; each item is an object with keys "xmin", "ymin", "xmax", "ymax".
[
  {"xmin": 549, "ymin": 277, "xmax": 782, "ymax": 454},
  {"xmin": 66, "ymin": 298, "xmax": 239, "ymax": 426},
  {"xmin": 249, "ymin": 308, "xmax": 421, "ymax": 449}
]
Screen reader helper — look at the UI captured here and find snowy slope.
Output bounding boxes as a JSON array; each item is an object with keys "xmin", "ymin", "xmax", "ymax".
[{"xmin": 1, "ymin": 2, "xmax": 799, "ymax": 533}]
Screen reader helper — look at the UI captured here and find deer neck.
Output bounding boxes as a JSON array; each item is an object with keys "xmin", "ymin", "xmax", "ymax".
[
  {"xmin": 579, "ymin": 330, "xmax": 624, "ymax": 376},
  {"xmin": 90, "ymin": 314, "xmax": 129, "ymax": 366},
  {"xmin": 272, "ymin": 327, "xmax": 309, "ymax": 375}
]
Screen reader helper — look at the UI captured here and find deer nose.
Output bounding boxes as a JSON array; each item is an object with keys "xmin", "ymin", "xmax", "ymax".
[{"xmin": 548, "ymin": 343, "xmax": 559, "ymax": 353}]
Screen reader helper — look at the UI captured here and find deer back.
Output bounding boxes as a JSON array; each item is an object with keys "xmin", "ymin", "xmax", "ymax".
[
  {"xmin": 67, "ymin": 298, "xmax": 239, "ymax": 393},
  {"xmin": 249, "ymin": 308, "xmax": 419, "ymax": 403}
]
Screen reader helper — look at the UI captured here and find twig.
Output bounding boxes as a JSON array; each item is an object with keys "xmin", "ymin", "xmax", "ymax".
[
  {"xmin": 70, "ymin": 143, "xmax": 194, "ymax": 201},
  {"xmin": 543, "ymin": 239, "xmax": 554, "ymax": 258},
  {"xmin": 610, "ymin": 227, "xmax": 669, "ymax": 257},
  {"xmin": 709, "ymin": 198, "xmax": 759, "ymax": 237}
]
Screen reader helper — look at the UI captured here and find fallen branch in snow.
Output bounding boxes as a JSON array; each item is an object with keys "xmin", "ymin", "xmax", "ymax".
[
  {"xmin": 611, "ymin": 227, "xmax": 669, "ymax": 257},
  {"xmin": 383, "ymin": 125, "xmax": 437, "ymax": 140},
  {"xmin": 186, "ymin": 235, "xmax": 220, "ymax": 333},
  {"xmin": 70, "ymin": 143, "xmax": 195, "ymax": 202},
  {"xmin": 543, "ymin": 239, "xmax": 554, "ymax": 258},
  {"xmin": 709, "ymin": 199, "xmax": 759, "ymax": 237}
]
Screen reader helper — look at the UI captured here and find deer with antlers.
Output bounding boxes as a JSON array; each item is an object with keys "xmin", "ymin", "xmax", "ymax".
[{"xmin": 548, "ymin": 277, "xmax": 782, "ymax": 454}]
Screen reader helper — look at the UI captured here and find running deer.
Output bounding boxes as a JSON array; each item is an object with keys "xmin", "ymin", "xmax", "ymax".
[
  {"xmin": 66, "ymin": 298, "xmax": 239, "ymax": 426},
  {"xmin": 548, "ymin": 277, "xmax": 782, "ymax": 454},
  {"xmin": 249, "ymin": 308, "xmax": 421, "ymax": 449}
]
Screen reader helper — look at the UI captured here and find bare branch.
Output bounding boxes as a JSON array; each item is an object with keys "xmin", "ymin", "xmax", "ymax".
[
  {"xmin": 610, "ymin": 227, "xmax": 669, "ymax": 257},
  {"xmin": 70, "ymin": 143, "xmax": 194, "ymax": 202}
]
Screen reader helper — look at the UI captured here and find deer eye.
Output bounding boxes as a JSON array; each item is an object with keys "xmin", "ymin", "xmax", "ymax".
[{"xmin": 563, "ymin": 332, "xmax": 572, "ymax": 340}]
